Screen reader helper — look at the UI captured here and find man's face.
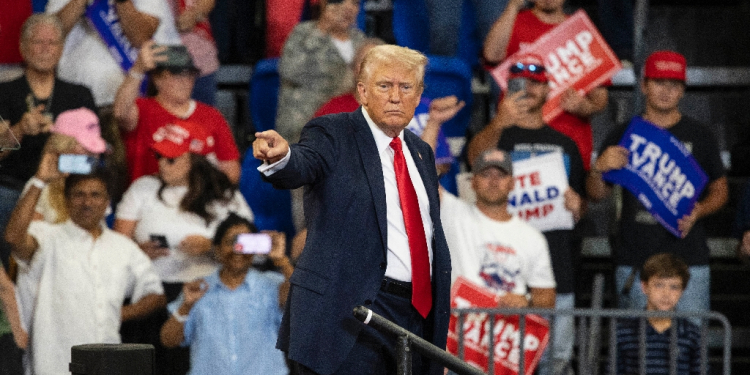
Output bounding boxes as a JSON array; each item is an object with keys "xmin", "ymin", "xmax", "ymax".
[
  {"xmin": 357, "ymin": 62, "xmax": 423, "ymax": 136},
  {"xmin": 642, "ymin": 79, "xmax": 685, "ymax": 113},
  {"xmin": 321, "ymin": 0, "xmax": 360, "ymax": 32},
  {"xmin": 21, "ymin": 23, "xmax": 63, "ymax": 74},
  {"xmin": 524, "ymin": 79, "xmax": 550, "ymax": 111},
  {"xmin": 472, "ymin": 167, "xmax": 514, "ymax": 206},
  {"xmin": 66, "ymin": 178, "xmax": 110, "ymax": 231},
  {"xmin": 641, "ymin": 276, "xmax": 684, "ymax": 312}
]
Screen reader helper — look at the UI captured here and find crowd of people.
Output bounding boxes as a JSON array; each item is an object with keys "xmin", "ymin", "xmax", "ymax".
[{"xmin": 0, "ymin": 0, "xmax": 739, "ymax": 374}]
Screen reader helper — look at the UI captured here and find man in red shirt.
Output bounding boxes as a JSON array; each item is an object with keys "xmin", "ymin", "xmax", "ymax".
[{"xmin": 482, "ymin": 0, "xmax": 608, "ymax": 171}]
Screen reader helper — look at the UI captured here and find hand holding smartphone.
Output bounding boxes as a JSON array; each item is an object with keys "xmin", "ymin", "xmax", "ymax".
[{"xmin": 506, "ymin": 77, "xmax": 527, "ymax": 99}]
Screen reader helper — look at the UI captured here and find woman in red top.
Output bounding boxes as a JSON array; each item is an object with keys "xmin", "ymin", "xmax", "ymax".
[{"xmin": 113, "ymin": 41, "xmax": 240, "ymax": 185}]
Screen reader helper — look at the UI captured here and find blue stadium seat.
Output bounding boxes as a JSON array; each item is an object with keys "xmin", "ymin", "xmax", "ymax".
[
  {"xmin": 248, "ymin": 58, "xmax": 280, "ymax": 133},
  {"xmin": 456, "ymin": 0, "xmax": 481, "ymax": 69},
  {"xmin": 392, "ymin": 0, "xmax": 430, "ymax": 53},
  {"xmin": 238, "ymin": 152, "xmax": 296, "ymax": 240},
  {"xmin": 423, "ymin": 55, "xmax": 473, "ymax": 138}
]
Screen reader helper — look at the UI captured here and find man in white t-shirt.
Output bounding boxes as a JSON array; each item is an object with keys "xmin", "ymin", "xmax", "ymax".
[{"xmin": 441, "ymin": 148, "xmax": 556, "ymax": 308}]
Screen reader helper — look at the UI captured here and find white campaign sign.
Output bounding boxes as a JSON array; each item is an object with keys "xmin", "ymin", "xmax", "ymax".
[{"xmin": 507, "ymin": 152, "xmax": 574, "ymax": 232}]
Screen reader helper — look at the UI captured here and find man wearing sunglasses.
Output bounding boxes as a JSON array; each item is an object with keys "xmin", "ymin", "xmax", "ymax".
[
  {"xmin": 480, "ymin": 0, "xmax": 609, "ymax": 172},
  {"xmin": 467, "ymin": 54, "xmax": 586, "ymax": 375}
]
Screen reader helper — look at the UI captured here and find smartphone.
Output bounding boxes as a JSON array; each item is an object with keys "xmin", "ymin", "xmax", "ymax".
[
  {"xmin": 233, "ymin": 233, "xmax": 272, "ymax": 254},
  {"xmin": 150, "ymin": 234, "xmax": 169, "ymax": 249},
  {"xmin": 507, "ymin": 77, "xmax": 527, "ymax": 98},
  {"xmin": 58, "ymin": 154, "xmax": 96, "ymax": 174}
]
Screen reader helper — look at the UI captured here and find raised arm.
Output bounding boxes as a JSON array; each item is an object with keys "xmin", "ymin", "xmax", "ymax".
[
  {"xmin": 466, "ymin": 91, "xmax": 526, "ymax": 164},
  {"xmin": 114, "ymin": 41, "xmax": 167, "ymax": 132},
  {"xmin": 560, "ymin": 86, "xmax": 609, "ymax": 118},
  {"xmin": 160, "ymin": 279, "xmax": 208, "ymax": 348},
  {"xmin": 267, "ymin": 231, "xmax": 294, "ymax": 306},
  {"xmin": 115, "ymin": 1, "xmax": 159, "ymax": 48},
  {"xmin": 420, "ymin": 96, "xmax": 465, "ymax": 152},
  {"xmin": 53, "ymin": 0, "xmax": 87, "ymax": 37},
  {"xmin": 4, "ymin": 152, "xmax": 64, "ymax": 261},
  {"xmin": 483, "ymin": 0, "xmax": 526, "ymax": 64}
]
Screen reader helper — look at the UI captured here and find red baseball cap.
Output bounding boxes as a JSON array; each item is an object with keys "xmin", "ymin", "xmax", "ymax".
[
  {"xmin": 644, "ymin": 50, "xmax": 686, "ymax": 82},
  {"xmin": 508, "ymin": 54, "xmax": 548, "ymax": 83},
  {"xmin": 151, "ymin": 120, "xmax": 214, "ymax": 158}
]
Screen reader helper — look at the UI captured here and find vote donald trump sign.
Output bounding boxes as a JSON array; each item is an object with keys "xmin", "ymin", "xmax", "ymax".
[{"xmin": 602, "ymin": 117, "xmax": 708, "ymax": 237}]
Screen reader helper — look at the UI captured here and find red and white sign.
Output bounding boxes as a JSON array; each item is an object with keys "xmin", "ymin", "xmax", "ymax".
[
  {"xmin": 447, "ymin": 277, "xmax": 549, "ymax": 375},
  {"xmin": 491, "ymin": 10, "xmax": 622, "ymax": 123}
]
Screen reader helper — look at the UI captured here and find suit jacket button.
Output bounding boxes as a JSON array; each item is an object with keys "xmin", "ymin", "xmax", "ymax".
[
  {"xmin": 379, "ymin": 263, "xmax": 386, "ymax": 269},
  {"xmin": 365, "ymin": 300, "xmax": 372, "ymax": 305}
]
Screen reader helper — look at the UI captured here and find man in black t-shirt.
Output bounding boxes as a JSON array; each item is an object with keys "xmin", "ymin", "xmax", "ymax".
[
  {"xmin": 0, "ymin": 15, "xmax": 96, "ymax": 269},
  {"xmin": 467, "ymin": 54, "xmax": 585, "ymax": 375},
  {"xmin": 587, "ymin": 51, "xmax": 728, "ymax": 317}
]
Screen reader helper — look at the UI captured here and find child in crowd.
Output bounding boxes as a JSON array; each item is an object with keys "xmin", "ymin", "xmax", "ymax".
[
  {"xmin": 160, "ymin": 213, "xmax": 293, "ymax": 375},
  {"xmin": 616, "ymin": 253, "xmax": 702, "ymax": 375}
]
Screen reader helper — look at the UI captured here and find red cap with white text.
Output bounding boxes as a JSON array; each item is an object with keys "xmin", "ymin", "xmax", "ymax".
[
  {"xmin": 151, "ymin": 120, "xmax": 214, "ymax": 158},
  {"xmin": 644, "ymin": 50, "xmax": 686, "ymax": 82}
]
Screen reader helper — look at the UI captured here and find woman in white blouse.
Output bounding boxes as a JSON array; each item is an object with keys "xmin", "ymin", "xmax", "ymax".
[
  {"xmin": 114, "ymin": 121, "xmax": 252, "ymax": 287},
  {"xmin": 113, "ymin": 121, "xmax": 252, "ymax": 373}
]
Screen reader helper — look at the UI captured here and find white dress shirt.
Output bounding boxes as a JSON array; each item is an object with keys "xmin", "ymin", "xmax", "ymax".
[
  {"xmin": 258, "ymin": 107, "xmax": 434, "ymax": 281},
  {"xmin": 19, "ymin": 220, "xmax": 163, "ymax": 375}
]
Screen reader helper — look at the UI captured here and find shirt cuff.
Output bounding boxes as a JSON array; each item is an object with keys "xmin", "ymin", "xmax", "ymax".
[{"xmin": 257, "ymin": 147, "xmax": 291, "ymax": 176}]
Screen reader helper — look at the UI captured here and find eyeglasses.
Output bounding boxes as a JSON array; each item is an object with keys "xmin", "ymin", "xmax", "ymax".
[
  {"xmin": 154, "ymin": 152, "xmax": 176, "ymax": 164},
  {"xmin": 509, "ymin": 63, "xmax": 546, "ymax": 74}
]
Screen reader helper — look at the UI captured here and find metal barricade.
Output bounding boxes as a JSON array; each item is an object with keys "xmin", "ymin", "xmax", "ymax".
[{"xmin": 450, "ymin": 307, "xmax": 732, "ymax": 375}]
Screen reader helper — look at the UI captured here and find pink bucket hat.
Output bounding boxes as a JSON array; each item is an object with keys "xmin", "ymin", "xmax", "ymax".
[{"xmin": 50, "ymin": 108, "xmax": 107, "ymax": 154}]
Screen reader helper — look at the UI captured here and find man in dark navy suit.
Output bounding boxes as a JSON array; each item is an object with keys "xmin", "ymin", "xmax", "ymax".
[{"xmin": 253, "ymin": 44, "xmax": 452, "ymax": 375}]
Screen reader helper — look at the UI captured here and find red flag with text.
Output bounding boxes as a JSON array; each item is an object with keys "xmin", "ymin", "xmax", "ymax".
[
  {"xmin": 447, "ymin": 277, "xmax": 550, "ymax": 375},
  {"xmin": 490, "ymin": 10, "xmax": 621, "ymax": 123}
]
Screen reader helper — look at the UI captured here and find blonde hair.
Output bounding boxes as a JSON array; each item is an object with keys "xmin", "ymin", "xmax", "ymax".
[{"xmin": 357, "ymin": 44, "xmax": 428, "ymax": 89}]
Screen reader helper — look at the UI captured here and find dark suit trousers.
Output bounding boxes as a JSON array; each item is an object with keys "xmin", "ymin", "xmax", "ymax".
[{"xmin": 293, "ymin": 288, "xmax": 435, "ymax": 375}]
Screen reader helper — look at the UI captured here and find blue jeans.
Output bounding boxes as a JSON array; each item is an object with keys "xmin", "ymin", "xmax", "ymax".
[
  {"xmin": 536, "ymin": 293, "xmax": 575, "ymax": 375},
  {"xmin": 616, "ymin": 265, "xmax": 710, "ymax": 325},
  {"xmin": 0, "ymin": 185, "xmax": 22, "ymax": 269}
]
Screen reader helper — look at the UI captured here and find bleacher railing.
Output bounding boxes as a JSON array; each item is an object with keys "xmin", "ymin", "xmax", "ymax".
[
  {"xmin": 451, "ymin": 307, "xmax": 731, "ymax": 375},
  {"xmin": 355, "ymin": 293, "xmax": 731, "ymax": 375}
]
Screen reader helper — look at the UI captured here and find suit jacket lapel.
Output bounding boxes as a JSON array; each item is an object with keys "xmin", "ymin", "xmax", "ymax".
[{"xmin": 351, "ymin": 109, "xmax": 389, "ymax": 254}]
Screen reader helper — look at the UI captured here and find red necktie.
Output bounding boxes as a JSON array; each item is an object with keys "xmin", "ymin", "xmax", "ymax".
[{"xmin": 389, "ymin": 137, "xmax": 431, "ymax": 318}]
